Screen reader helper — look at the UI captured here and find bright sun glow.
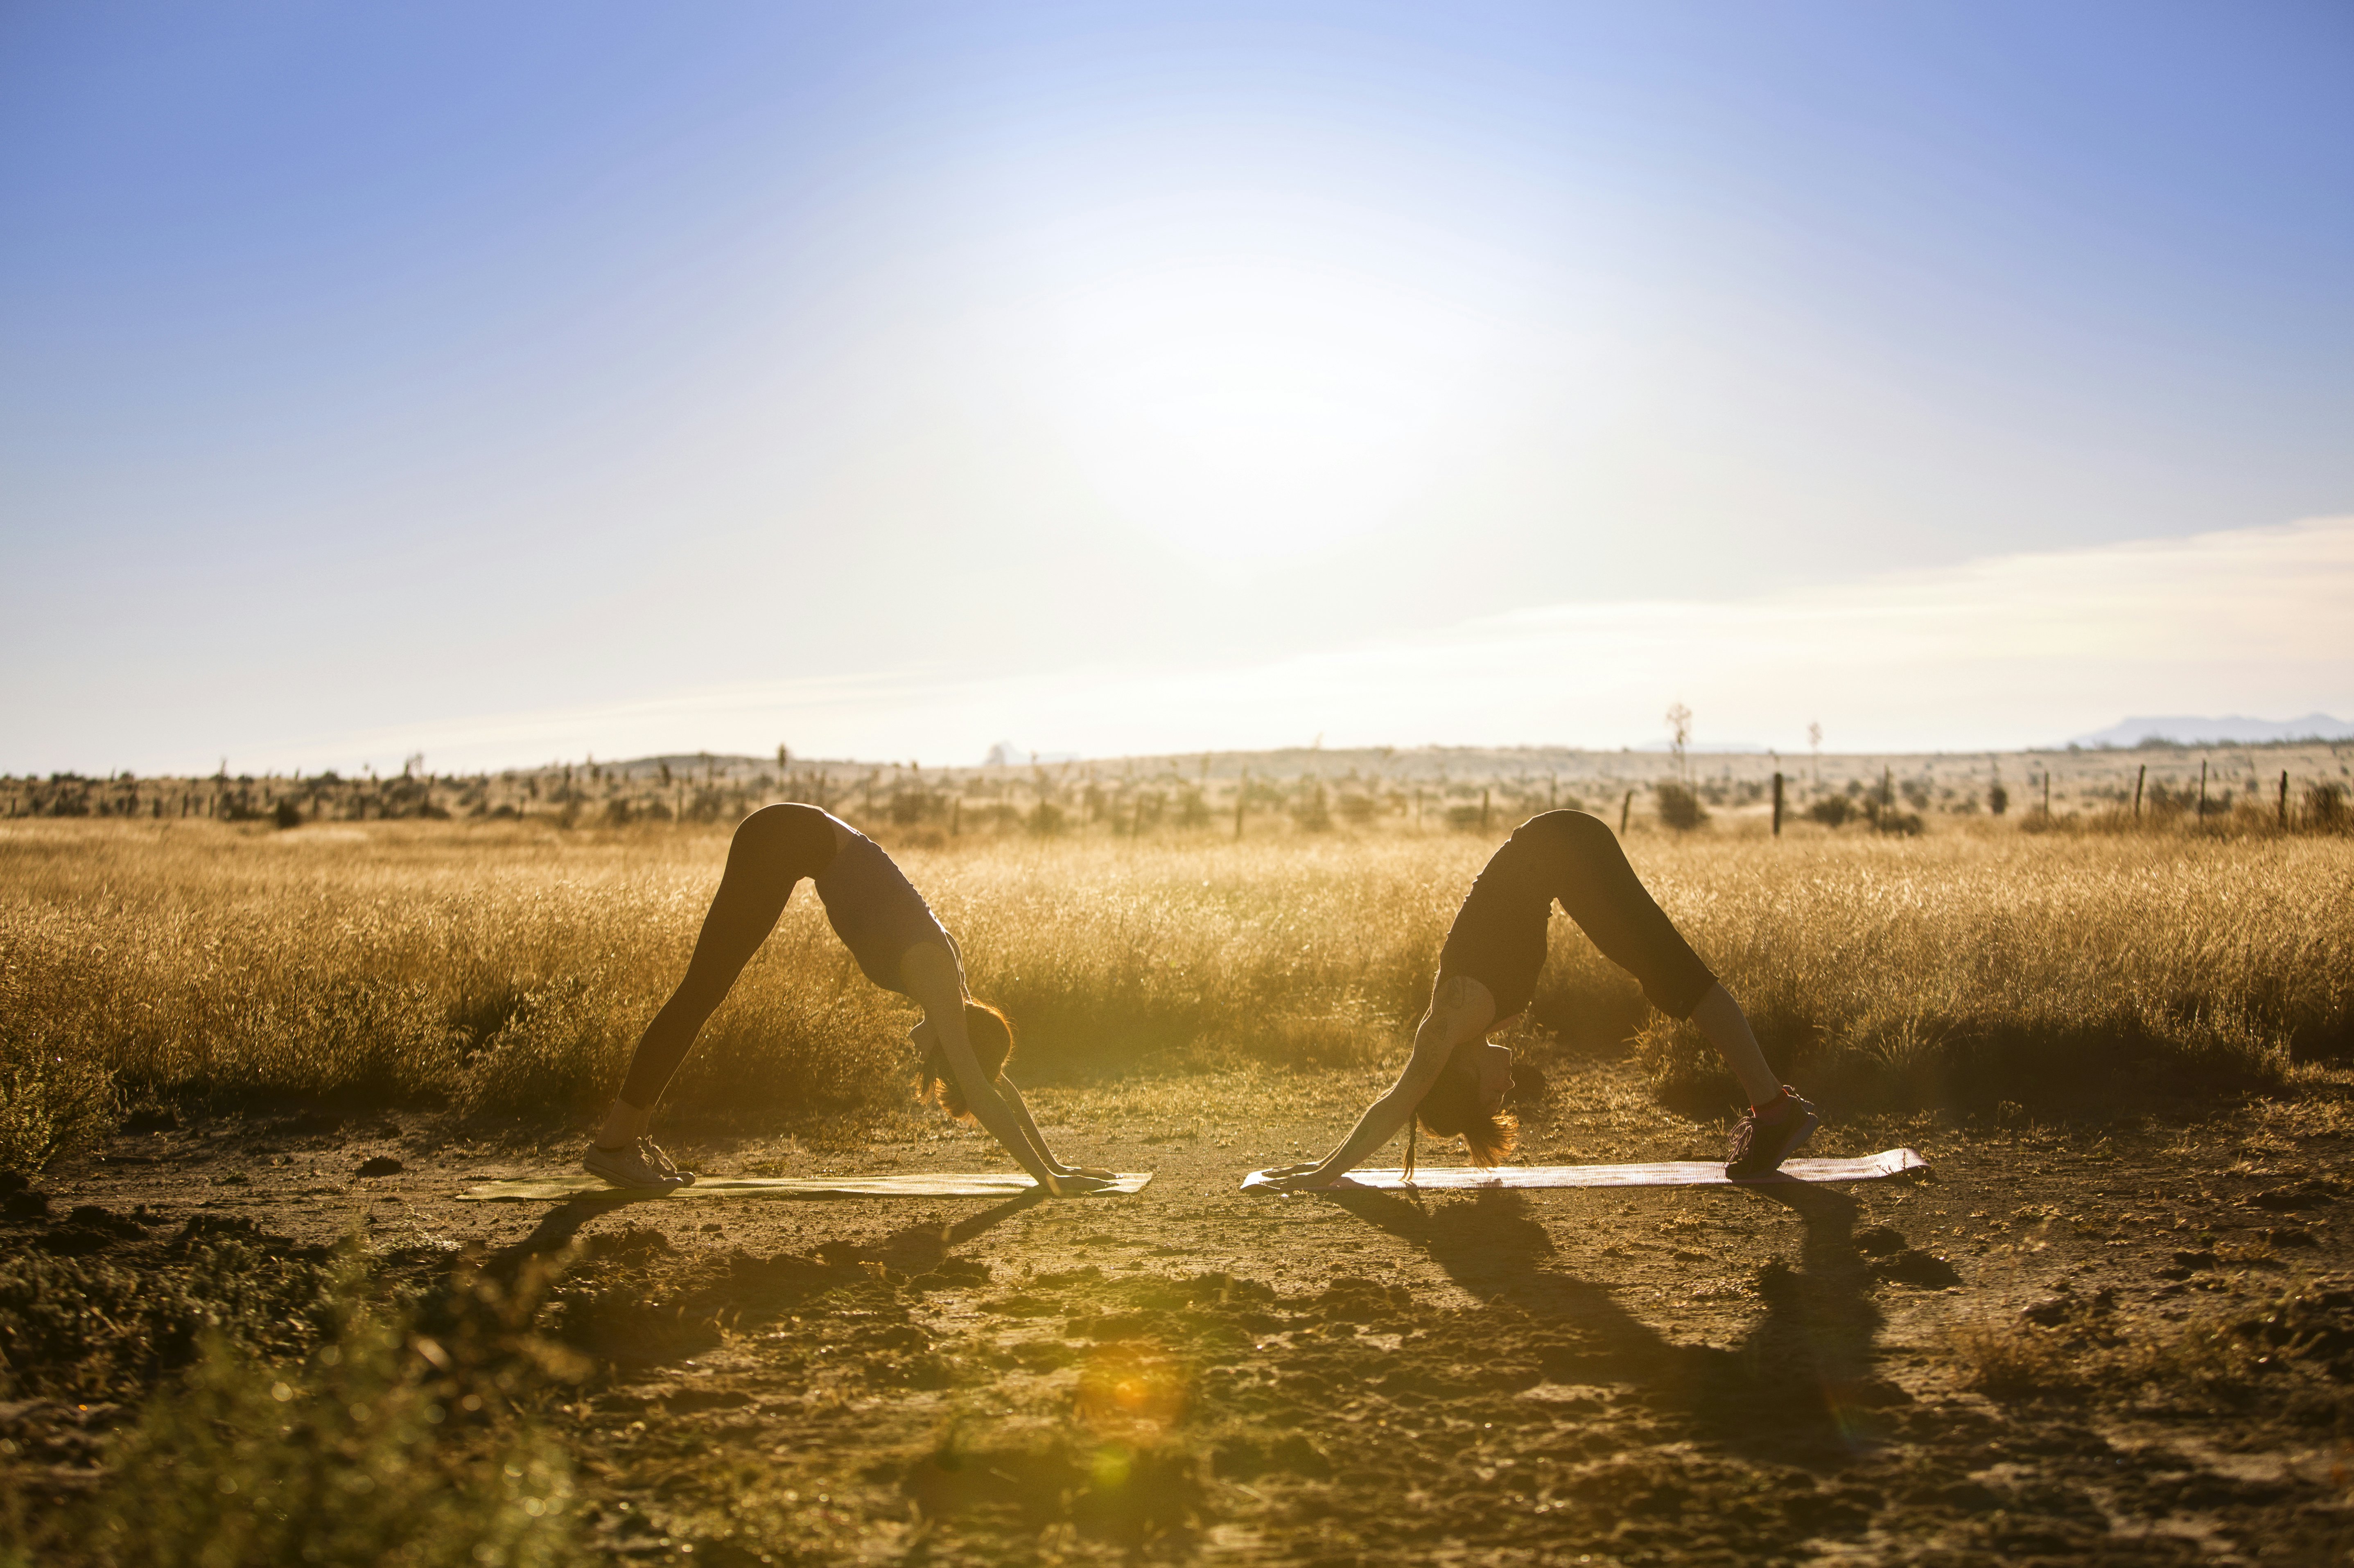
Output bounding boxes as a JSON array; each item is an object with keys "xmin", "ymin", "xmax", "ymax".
[{"xmin": 1030, "ymin": 253, "xmax": 1514, "ymax": 561}]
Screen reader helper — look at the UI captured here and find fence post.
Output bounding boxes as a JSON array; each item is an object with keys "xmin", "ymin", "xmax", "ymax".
[
  {"xmin": 1235, "ymin": 773, "xmax": 1247, "ymax": 840},
  {"xmin": 1481, "ymin": 788, "xmax": 1490, "ymax": 833},
  {"xmin": 1619, "ymin": 788, "xmax": 1633, "ymax": 834},
  {"xmin": 1772, "ymin": 771, "xmax": 1784, "ymax": 836},
  {"xmin": 2280, "ymin": 770, "xmax": 2289, "ymax": 829},
  {"xmin": 2043, "ymin": 772, "xmax": 2051, "ymax": 816},
  {"xmin": 2198, "ymin": 759, "xmax": 2208, "ymax": 818},
  {"xmin": 2134, "ymin": 764, "xmax": 2145, "ymax": 819}
]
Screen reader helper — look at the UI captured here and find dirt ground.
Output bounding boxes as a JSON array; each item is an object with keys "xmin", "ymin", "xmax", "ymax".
[{"xmin": 13, "ymin": 1054, "xmax": 2354, "ymax": 1566}]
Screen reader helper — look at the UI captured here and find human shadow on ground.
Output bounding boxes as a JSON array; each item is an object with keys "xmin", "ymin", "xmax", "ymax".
[
  {"xmin": 1320, "ymin": 1180, "xmax": 1883, "ymax": 1464},
  {"xmin": 480, "ymin": 1195, "xmax": 612, "ymax": 1278},
  {"xmin": 813, "ymin": 1190, "xmax": 1049, "ymax": 1276},
  {"xmin": 507, "ymin": 1191, "xmax": 1050, "ymax": 1367},
  {"xmin": 481, "ymin": 1186, "xmax": 1045, "ymax": 1276}
]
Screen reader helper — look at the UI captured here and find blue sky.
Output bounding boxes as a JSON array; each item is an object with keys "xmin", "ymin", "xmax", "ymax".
[{"xmin": 4, "ymin": 2, "xmax": 2350, "ymax": 771}]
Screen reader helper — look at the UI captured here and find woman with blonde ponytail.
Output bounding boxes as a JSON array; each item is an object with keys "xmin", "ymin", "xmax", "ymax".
[
  {"xmin": 1259, "ymin": 810, "xmax": 1815, "ymax": 1189},
  {"xmin": 583, "ymin": 803, "xmax": 1110, "ymax": 1195}
]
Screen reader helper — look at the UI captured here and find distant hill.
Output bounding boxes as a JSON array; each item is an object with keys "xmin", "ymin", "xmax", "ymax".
[{"xmin": 2067, "ymin": 713, "xmax": 2354, "ymax": 748}]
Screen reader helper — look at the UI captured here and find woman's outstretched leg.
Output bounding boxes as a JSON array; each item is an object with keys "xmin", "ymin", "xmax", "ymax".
[
  {"xmin": 1504, "ymin": 811, "xmax": 1814, "ymax": 1173},
  {"xmin": 587, "ymin": 804, "xmax": 837, "ymax": 1184}
]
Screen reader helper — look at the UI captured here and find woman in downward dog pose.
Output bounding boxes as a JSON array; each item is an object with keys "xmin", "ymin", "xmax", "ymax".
[
  {"xmin": 1262, "ymin": 809, "xmax": 1816, "ymax": 1189},
  {"xmin": 585, "ymin": 803, "xmax": 1111, "ymax": 1194}
]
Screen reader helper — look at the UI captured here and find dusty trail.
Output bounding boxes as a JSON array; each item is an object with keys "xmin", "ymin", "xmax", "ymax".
[{"xmin": 12, "ymin": 1057, "xmax": 2354, "ymax": 1564}]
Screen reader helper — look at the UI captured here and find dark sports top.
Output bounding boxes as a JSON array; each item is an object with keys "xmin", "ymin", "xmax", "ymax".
[{"xmin": 811, "ymin": 816, "xmax": 958, "ymax": 995}]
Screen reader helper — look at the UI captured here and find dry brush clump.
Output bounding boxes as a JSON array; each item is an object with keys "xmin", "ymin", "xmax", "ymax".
[
  {"xmin": 1945, "ymin": 1274, "xmax": 2354, "ymax": 1428},
  {"xmin": 2, "ymin": 817, "xmax": 2349, "ymax": 1150}
]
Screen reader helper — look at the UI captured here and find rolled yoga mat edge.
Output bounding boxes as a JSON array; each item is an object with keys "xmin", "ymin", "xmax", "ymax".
[
  {"xmin": 459, "ymin": 1170, "xmax": 1155, "ymax": 1202},
  {"xmin": 1240, "ymin": 1147, "xmax": 1927, "ymax": 1194}
]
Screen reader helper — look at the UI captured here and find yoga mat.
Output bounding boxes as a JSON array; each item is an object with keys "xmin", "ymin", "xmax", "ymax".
[
  {"xmin": 458, "ymin": 1170, "xmax": 1153, "ymax": 1203},
  {"xmin": 1241, "ymin": 1148, "xmax": 1926, "ymax": 1194}
]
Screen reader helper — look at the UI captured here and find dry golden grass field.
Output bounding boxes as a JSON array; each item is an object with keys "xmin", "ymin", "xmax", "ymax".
[{"xmin": 5, "ymin": 799, "xmax": 2354, "ymax": 1566}]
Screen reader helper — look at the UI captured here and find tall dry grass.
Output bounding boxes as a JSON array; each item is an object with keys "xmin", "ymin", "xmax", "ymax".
[
  {"xmin": 1628, "ymin": 828, "xmax": 2354, "ymax": 1110},
  {"xmin": 2, "ymin": 815, "xmax": 2349, "ymax": 1160}
]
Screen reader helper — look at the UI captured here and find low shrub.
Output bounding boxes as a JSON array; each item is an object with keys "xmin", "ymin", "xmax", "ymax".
[
  {"xmin": 1654, "ymin": 783, "xmax": 1708, "ymax": 831},
  {"xmin": 1807, "ymin": 796, "xmax": 1854, "ymax": 829}
]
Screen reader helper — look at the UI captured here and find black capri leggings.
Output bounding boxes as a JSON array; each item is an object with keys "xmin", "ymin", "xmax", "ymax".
[
  {"xmin": 617, "ymin": 804, "xmax": 838, "ymax": 1108},
  {"xmin": 1437, "ymin": 810, "xmax": 1717, "ymax": 1024}
]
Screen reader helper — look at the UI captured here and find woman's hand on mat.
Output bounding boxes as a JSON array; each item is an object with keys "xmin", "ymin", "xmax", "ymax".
[
  {"xmin": 1259, "ymin": 1162, "xmax": 1338, "ymax": 1191},
  {"xmin": 1046, "ymin": 1171, "xmax": 1115, "ymax": 1195},
  {"xmin": 1055, "ymin": 1164, "xmax": 1118, "ymax": 1182}
]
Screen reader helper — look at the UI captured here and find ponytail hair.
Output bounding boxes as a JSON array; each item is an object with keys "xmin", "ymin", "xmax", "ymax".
[
  {"xmin": 1407, "ymin": 1061, "xmax": 1517, "ymax": 1177},
  {"xmin": 917, "ymin": 1000, "xmax": 1017, "ymax": 1118}
]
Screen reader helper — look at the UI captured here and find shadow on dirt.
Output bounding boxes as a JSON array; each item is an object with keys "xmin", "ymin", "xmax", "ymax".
[
  {"xmin": 1326, "ymin": 1183, "xmax": 1893, "ymax": 1465},
  {"xmin": 519, "ymin": 1193, "xmax": 1048, "ymax": 1369}
]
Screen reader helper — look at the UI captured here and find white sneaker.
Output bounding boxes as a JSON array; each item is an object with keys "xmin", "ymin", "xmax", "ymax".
[{"xmin": 583, "ymin": 1137, "xmax": 697, "ymax": 1190}]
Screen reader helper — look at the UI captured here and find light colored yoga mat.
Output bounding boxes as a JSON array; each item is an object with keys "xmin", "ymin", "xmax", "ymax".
[
  {"xmin": 1241, "ymin": 1148, "xmax": 1926, "ymax": 1194},
  {"xmin": 458, "ymin": 1170, "xmax": 1152, "ymax": 1202}
]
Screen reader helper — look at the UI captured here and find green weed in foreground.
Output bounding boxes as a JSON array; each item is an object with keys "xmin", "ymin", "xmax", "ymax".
[
  {"xmin": 1, "ymin": 820, "xmax": 2349, "ymax": 1151},
  {"xmin": 7, "ymin": 1245, "xmax": 580, "ymax": 1568}
]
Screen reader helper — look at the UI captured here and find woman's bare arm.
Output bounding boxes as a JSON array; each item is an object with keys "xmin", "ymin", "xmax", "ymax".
[
  {"xmin": 1265, "ymin": 974, "xmax": 1496, "ymax": 1188},
  {"xmin": 998, "ymin": 1077, "xmax": 1115, "ymax": 1182},
  {"xmin": 899, "ymin": 942, "xmax": 1079, "ymax": 1194}
]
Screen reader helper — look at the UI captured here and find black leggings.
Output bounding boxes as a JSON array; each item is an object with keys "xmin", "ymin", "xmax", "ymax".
[
  {"xmin": 1437, "ymin": 810, "xmax": 1717, "ymax": 1024},
  {"xmin": 617, "ymin": 804, "xmax": 838, "ymax": 1109}
]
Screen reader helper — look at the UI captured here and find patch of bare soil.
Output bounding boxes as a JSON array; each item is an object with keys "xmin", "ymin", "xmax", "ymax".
[{"xmin": 12, "ymin": 1062, "xmax": 2354, "ymax": 1565}]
